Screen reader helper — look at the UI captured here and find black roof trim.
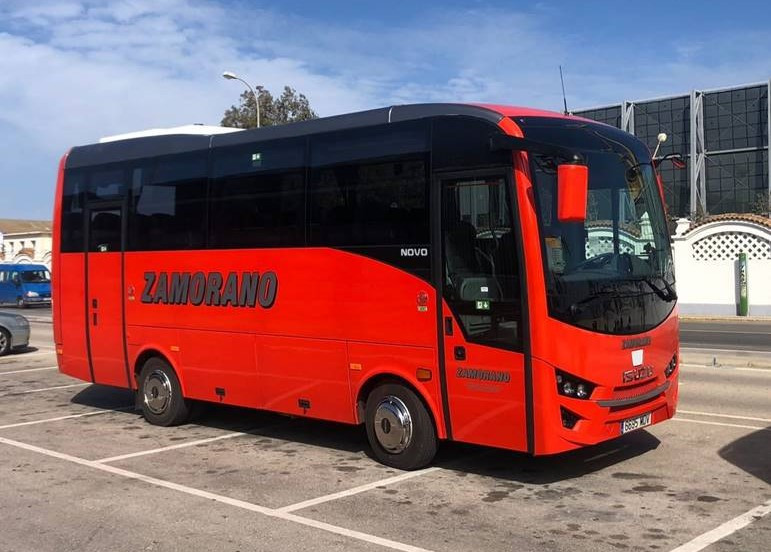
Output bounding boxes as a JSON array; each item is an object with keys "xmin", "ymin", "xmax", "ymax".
[
  {"xmin": 67, "ymin": 134, "xmax": 211, "ymax": 169},
  {"xmin": 65, "ymin": 103, "xmax": 504, "ymax": 169}
]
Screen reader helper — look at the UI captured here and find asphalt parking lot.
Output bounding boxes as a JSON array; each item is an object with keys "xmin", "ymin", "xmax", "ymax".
[{"xmin": 0, "ymin": 313, "xmax": 769, "ymax": 552}]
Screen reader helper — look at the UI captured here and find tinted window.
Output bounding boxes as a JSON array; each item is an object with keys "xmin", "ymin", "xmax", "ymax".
[
  {"xmin": 311, "ymin": 122, "xmax": 427, "ymax": 166},
  {"xmin": 210, "ymin": 172, "xmax": 304, "ymax": 248},
  {"xmin": 432, "ymin": 117, "xmax": 512, "ymax": 170},
  {"xmin": 309, "ymin": 158, "xmax": 428, "ymax": 246},
  {"xmin": 210, "ymin": 141, "xmax": 305, "ymax": 248},
  {"xmin": 128, "ymin": 154, "xmax": 207, "ymax": 251},
  {"xmin": 89, "ymin": 208, "xmax": 122, "ymax": 252},
  {"xmin": 211, "ymin": 140, "xmax": 305, "ymax": 178},
  {"xmin": 88, "ymin": 168, "xmax": 126, "ymax": 201},
  {"xmin": 442, "ymin": 175, "xmax": 522, "ymax": 350},
  {"xmin": 61, "ymin": 170, "xmax": 86, "ymax": 252}
]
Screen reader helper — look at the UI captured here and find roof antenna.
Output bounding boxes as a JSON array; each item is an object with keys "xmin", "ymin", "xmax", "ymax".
[{"xmin": 559, "ymin": 65, "xmax": 569, "ymax": 115}]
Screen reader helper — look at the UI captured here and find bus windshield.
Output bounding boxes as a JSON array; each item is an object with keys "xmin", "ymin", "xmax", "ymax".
[{"xmin": 519, "ymin": 117, "xmax": 675, "ymax": 334}]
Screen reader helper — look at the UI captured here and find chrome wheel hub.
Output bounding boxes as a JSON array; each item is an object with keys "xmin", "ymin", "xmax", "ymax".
[
  {"xmin": 143, "ymin": 370, "xmax": 172, "ymax": 415},
  {"xmin": 373, "ymin": 395, "xmax": 412, "ymax": 454},
  {"xmin": 0, "ymin": 333, "xmax": 7, "ymax": 350}
]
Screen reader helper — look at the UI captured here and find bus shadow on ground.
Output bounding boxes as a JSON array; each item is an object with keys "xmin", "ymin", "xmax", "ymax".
[
  {"xmin": 718, "ymin": 428, "xmax": 771, "ymax": 485},
  {"xmin": 70, "ymin": 385, "xmax": 660, "ymax": 482}
]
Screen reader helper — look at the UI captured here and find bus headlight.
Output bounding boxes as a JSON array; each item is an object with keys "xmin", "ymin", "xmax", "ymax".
[
  {"xmin": 664, "ymin": 353, "xmax": 678, "ymax": 378},
  {"xmin": 556, "ymin": 370, "xmax": 595, "ymax": 400},
  {"xmin": 26, "ymin": 291, "xmax": 39, "ymax": 298}
]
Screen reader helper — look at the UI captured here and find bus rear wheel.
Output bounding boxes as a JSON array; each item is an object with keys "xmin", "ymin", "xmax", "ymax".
[
  {"xmin": 138, "ymin": 357, "xmax": 191, "ymax": 427},
  {"xmin": 365, "ymin": 383, "xmax": 437, "ymax": 470}
]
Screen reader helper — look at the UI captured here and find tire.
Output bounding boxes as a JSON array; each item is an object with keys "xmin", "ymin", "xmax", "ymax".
[
  {"xmin": 0, "ymin": 328, "xmax": 10, "ymax": 356},
  {"xmin": 137, "ymin": 357, "xmax": 191, "ymax": 426},
  {"xmin": 365, "ymin": 383, "xmax": 437, "ymax": 470}
]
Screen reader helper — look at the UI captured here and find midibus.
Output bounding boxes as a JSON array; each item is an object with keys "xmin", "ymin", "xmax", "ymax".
[{"xmin": 53, "ymin": 104, "xmax": 679, "ymax": 469}]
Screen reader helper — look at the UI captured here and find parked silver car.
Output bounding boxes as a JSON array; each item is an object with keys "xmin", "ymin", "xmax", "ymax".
[{"xmin": 0, "ymin": 311, "xmax": 30, "ymax": 356}]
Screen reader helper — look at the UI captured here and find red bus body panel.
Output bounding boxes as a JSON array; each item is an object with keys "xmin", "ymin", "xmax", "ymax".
[{"xmin": 122, "ymin": 249, "xmax": 440, "ymax": 428}]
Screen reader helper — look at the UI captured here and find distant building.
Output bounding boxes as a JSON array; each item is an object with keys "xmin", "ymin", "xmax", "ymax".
[
  {"xmin": 574, "ymin": 80, "xmax": 770, "ymax": 220},
  {"xmin": 0, "ymin": 219, "xmax": 52, "ymax": 268}
]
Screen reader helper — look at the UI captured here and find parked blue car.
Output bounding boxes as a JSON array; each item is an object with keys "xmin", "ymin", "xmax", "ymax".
[{"xmin": 0, "ymin": 264, "xmax": 52, "ymax": 308}]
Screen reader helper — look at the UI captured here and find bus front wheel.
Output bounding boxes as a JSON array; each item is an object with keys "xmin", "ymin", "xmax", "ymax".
[
  {"xmin": 138, "ymin": 357, "xmax": 191, "ymax": 427},
  {"xmin": 365, "ymin": 383, "xmax": 437, "ymax": 470}
]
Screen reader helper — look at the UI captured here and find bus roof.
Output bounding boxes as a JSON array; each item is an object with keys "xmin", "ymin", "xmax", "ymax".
[{"xmin": 66, "ymin": 103, "xmax": 581, "ymax": 169}]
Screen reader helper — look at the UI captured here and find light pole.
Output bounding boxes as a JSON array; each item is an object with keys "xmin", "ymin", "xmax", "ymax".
[{"xmin": 222, "ymin": 71, "xmax": 260, "ymax": 128}]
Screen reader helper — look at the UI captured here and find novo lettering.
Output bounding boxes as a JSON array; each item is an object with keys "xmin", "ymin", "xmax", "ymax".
[{"xmin": 400, "ymin": 247, "xmax": 429, "ymax": 257}]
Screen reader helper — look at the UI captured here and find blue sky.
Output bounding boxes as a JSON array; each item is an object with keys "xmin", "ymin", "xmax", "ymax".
[{"xmin": 0, "ymin": 0, "xmax": 769, "ymax": 219}]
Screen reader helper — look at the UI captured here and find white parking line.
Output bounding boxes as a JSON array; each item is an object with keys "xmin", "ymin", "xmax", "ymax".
[
  {"xmin": 668, "ymin": 499, "xmax": 771, "ymax": 552},
  {"xmin": 673, "ymin": 417, "xmax": 770, "ymax": 431},
  {"xmin": 95, "ymin": 432, "xmax": 247, "ymax": 463},
  {"xmin": 0, "ymin": 435, "xmax": 432, "ymax": 552},
  {"xmin": 0, "ymin": 366, "xmax": 58, "ymax": 375},
  {"xmin": 277, "ymin": 467, "xmax": 440, "ymax": 513},
  {"xmin": 0, "ymin": 351, "xmax": 56, "ymax": 361},
  {"xmin": 677, "ymin": 410, "xmax": 771, "ymax": 423},
  {"xmin": 1, "ymin": 383, "xmax": 89, "ymax": 396},
  {"xmin": 0, "ymin": 407, "xmax": 132, "ymax": 430}
]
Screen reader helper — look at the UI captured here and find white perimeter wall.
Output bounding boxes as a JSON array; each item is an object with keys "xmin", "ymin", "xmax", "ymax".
[{"xmin": 672, "ymin": 219, "xmax": 771, "ymax": 316}]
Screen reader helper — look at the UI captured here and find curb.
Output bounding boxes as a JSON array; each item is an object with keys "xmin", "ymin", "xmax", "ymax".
[
  {"xmin": 679, "ymin": 315, "xmax": 771, "ymax": 322},
  {"xmin": 680, "ymin": 348, "xmax": 771, "ymax": 369}
]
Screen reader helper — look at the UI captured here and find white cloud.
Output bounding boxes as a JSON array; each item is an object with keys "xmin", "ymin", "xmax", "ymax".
[{"xmin": 0, "ymin": 0, "xmax": 768, "ymax": 218}]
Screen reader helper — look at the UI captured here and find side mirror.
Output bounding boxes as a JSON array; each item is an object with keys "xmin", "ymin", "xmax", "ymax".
[
  {"xmin": 654, "ymin": 153, "xmax": 686, "ymax": 169},
  {"xmin": 557, "ymin": 164, "xmax": 588, "ymax": 222}
]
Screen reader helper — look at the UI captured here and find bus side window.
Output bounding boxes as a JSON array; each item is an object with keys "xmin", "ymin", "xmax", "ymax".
[
  {"xmin": 308, "ymin": 158, "xmax": 428, "ymax": 247},
  {"xmin": 209, "ymin": 140, "xmax": 306, "ymax": 249},
  {"xmin": 62, "ymin": 170, "xmax": 86, "ymax": 253},
  {"xmin": 128, "ymin": 154, "xmax": 207, "ymax": 251}
]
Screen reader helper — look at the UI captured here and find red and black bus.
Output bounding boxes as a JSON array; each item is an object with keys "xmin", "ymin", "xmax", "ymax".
[{"xmin": 53, "ymin": 104, "xmax": 679, "ymax": 469}]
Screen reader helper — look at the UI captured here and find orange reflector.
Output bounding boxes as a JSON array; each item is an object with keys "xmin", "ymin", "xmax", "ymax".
[
  {"xmin": 350, "ymin": 363, "xmax": 362, "ymax": 371},
  {"xmin": 56, "ymin": 347, "xmax": 63, "ymax": 355},
  {"xmin": 170, "ymin": 345, "xmax": 180, "ymax": 352},
  {"xmin": 416, "ymin": 368, "xmax": 432, "ymax": 382}
]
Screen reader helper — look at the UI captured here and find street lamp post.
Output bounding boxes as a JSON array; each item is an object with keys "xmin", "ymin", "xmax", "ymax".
[{"xmin": 222, "ymin": 71, "xmax": 260, "ymax": 128}]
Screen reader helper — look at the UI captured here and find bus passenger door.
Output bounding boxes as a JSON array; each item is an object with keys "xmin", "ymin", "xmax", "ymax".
[
  {"xmin": 86, "ymin": 205, "xmax": 129, "ymax": 387},
  {"xmin": 438, "ymin": 172, "xmax": 528, "ymax": 452}
]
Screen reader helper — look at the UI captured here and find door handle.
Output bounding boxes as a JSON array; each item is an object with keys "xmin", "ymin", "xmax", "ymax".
[
  {"xmin": 454, "ymin": 346, "xmax": 466, "ymax": 361},
  {"xmin": 92, "ymin": 312, "xmax": 98, "ymax": 326},
  {"xmin": 92, "ymin": 299, "xmax": 98, "ymax": 309}
]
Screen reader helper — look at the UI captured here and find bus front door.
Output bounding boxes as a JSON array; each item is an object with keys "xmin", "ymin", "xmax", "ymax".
[
  {"xmin": 439, "ymin": 172, "xmax": 528, "ymax": 452},
  {"xmin": 86, "ymin": 205, "xmax": 129, "ymax": 387}
]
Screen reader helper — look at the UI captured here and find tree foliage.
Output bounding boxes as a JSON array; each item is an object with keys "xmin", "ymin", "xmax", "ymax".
[{"xmin": 221, "ymin": 85, "xmax": 318, "ymax": 129}]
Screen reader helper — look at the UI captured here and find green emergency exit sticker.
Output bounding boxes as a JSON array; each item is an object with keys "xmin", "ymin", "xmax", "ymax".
[
  {"xmin": 251, "ymin": 152, "xmax": 262, "ymax": 167},
  {"xmin": 475, "ymin": 300, "xmax": 491, "ymax": 311}
]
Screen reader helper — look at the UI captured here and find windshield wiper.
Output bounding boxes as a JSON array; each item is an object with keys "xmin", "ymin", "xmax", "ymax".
[{"xmin": 641, "ymin": 276, "xmax": 677, "ymax": 302}]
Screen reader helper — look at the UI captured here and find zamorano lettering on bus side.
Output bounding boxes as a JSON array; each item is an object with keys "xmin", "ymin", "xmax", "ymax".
[{"xmin": 140, "ymin": 271, "xmax": 277, "ymax": 308}]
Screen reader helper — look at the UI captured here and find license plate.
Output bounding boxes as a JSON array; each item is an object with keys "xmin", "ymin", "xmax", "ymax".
[{"xmin": 621, "ymin": 412, "xmax": 652, "ymax": 434}]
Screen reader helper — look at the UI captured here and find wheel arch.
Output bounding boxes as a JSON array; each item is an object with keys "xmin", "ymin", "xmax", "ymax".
[
  {"xmin": 132, "ymin": 346, "xmax": 187, "ymax": 394},
  {"xmin": 355, "ymin": 371, "xmax": 446, "ymax": 439}
]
